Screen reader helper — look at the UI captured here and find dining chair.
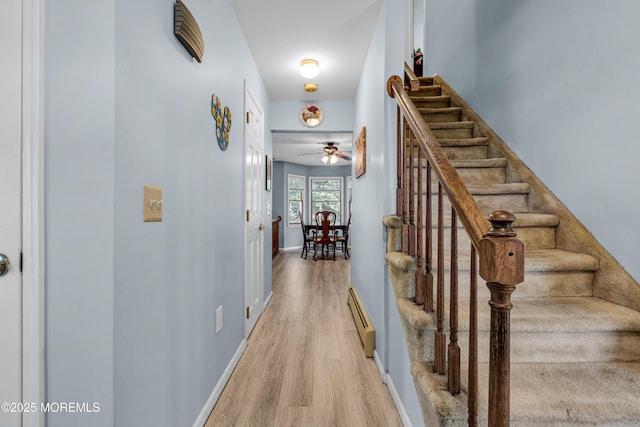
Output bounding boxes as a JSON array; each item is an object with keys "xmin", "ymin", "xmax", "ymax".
[
  {"xmin": 299, "ymin": 203, "xmax": 314, "ymax": 259},
  {"xmin": 337, "ymin": 212, "xmax": 351, "ymax": 259},
  {"xmin": 313, "ymin": 211, "xmax": 337, "ymax": 261}
]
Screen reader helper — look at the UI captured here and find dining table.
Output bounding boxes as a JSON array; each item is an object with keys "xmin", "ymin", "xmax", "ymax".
[{"xmin": 304, "ymin": 223, "xmax": 350, "ymax": 259}]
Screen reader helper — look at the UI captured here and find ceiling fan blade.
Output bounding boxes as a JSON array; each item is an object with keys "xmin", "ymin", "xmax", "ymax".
[
  {"xmin": 336, "ymin": 152, "xmax": 352, "ymax": 161},
  {"xmin": 298, "ymin": 152, "xmax": 323, "ymax": 156}
]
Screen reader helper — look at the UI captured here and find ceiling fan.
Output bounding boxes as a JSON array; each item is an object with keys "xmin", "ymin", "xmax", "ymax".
[{"xmin": 298, "ymin": 142, "xmax": 352, "ymax": 164}]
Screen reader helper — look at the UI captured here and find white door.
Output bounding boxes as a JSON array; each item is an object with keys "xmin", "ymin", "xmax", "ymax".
[
  {"xmin": 244, "ymin": 87, "xmax": 265, "ymax": 337},
  {"xmin": 0, "ymin": 0, "xmax": 24, "ymax": 425}
]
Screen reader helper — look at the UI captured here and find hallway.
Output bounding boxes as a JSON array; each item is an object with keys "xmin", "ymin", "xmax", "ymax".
[{"xmin": 205, "ymin": 250, "xmax": 402, "ymax": 426}]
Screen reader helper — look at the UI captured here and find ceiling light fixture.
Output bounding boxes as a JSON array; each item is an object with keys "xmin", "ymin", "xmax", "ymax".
[
  {"xmin": 304, "ymin": 82, "xmax": 318, "ymax": 92},
  {"xmin": 321, "ymin": 153, "xmax": 339, "ymax": 164},
  {"xmin": 299, "ymin": 59, "xmax": 320, "ymax": 79}
]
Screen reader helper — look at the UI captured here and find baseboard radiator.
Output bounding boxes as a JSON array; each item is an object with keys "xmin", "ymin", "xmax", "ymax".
[{"xmin": 347, "ymin": 286, "xmax": 375, "ymax": 358}]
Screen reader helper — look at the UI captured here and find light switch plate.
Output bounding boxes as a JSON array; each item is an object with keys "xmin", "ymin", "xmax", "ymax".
[
  {"xmin": 216, "ymin": 306, "xmax": 223, "ymax": 334},
  {"xmin": 143, "ymin": 184, "xmax": 163, "ymax": 222}
]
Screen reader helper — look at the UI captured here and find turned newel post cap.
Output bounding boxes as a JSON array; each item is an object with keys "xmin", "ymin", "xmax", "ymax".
[
  {"xmin": 479, "ymin": 210, "xmax": 525, "ymax": 285},
  {"xmin": 485, "ymin": 210, "xmax": 517, "ymax": 237}
]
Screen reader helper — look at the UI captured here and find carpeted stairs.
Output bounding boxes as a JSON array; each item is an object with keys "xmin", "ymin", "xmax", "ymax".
[{"xmin": 384, "ymin": 76, "xmax": 640, "ymax": 426}]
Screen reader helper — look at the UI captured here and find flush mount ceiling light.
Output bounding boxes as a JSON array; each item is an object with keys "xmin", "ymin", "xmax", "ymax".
[
  {"xmin": 299, "ymin": 59, "xmax": 320, "ymax": 79},
  {"xmin": 304, "ymin": 82, "xmax": 318, "ymax": 92}
]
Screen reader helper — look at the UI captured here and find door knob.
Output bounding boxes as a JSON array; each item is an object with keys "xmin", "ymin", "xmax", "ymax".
[
  {"xmin": 259, "ymin": 224, "xmax": 265, "ymax": 231},
  {"xmin": 0, "ymin": 254, "xmax": 10, "ymax": 277}
]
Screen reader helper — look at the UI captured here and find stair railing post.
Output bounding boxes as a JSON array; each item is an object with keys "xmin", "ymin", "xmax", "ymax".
[{"xmin": 479, "ymin": 211, "xmax": 525, "ymax": 427}]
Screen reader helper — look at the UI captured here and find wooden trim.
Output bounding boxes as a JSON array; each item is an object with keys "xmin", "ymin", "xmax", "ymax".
[
  {"xmin": 22, "ymin": 0, "xmax": 45, "ymax": 425},
  {"xmin": 404, "ymin": 62, "xmax": 420, "ymax": 92}
]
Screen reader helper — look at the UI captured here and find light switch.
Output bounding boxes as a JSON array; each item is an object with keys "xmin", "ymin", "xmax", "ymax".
[{"xmin": 143, "ymin": 184, "xmax": 163, "ymax": 222}]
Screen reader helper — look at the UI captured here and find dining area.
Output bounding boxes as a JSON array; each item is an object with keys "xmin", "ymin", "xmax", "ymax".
[{"xmin": 300, "ymin": 208, "xmax": 351, "ymax": 261}]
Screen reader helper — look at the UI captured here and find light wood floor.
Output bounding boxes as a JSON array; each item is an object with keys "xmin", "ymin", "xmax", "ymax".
[{"xmin": 204, "ymin": 249, "xmax": 402, "ymax": 427}]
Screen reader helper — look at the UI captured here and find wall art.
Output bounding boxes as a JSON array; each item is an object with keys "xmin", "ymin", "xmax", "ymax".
[
  {"xmin": 211, "ymin": 95, "xmax": 232, "ymax": 151},
  {"xmin": 299, "ymin": 104, "xmax": 323, "ymax": 128},
  {"xmin": 174, "ymin": 0, "xmax": 204, "ymax": 62},
  {"xmin": 355, "ymin": 126, "xmax": 366, "ymax": 178}
]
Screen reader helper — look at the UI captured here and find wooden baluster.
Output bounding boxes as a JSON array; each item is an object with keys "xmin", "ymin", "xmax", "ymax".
[
  {"xmin": 396, "ymin": 107, "xmax": 403, "ymax": 216},
  {"xmin": 469, "ymin": 244, "xmax": 478, "ymax": 427},
  {"xmin": 408, "ymin": 131, "xmax": 416, "ymax": 258},
  {"xmin": 402, "ymin": 119, "xmax": 410, "ymax": 254},
  {"xmin": 448, "ymin": 207, "xmax": 460, "ymax": 394},
  {"xmin": 415, "ymin": 143, "xmax": 424, "ymax": 305},
  {"xmin": 425, "ymin": 162, "xmax": 433, "ymax": 312},
  {"xmin": 434, "ymin": 183, "xmax": 446, "ymax": 374},
  {"xmin": 480, "ymin": 211, "xmax": 525, "ymax": 427}
]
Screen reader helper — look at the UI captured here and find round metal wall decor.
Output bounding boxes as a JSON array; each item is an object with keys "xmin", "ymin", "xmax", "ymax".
[
  {"xmin": 299, "ymin": 104, "xmax": 323, "ymax": 128},
  {"xmin": 211, "ymin": 94, "xmax": 232, "ymax": 151}
]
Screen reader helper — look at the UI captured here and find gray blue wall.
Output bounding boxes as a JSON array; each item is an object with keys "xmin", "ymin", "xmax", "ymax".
[
  {"xmin": 352, "ymin": 0, "xmax": 424, "ymax": 425},
  {"xmin": 45, "ymin": 0, "xmax": 271, "ymax": 426},
  {"xmin": 422, "ymin": 0, "xmax": 640, "ymax": 282}
]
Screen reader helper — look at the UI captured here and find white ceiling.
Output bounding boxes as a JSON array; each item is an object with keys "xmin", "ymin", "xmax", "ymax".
[{"xmin": 230, "ymin": 0, "xmax": 382, "ymax": 166}]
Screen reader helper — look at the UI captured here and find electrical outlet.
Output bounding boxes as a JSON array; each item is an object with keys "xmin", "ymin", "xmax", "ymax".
[{"xmin": 216, "ymin": 306, "xmax": 223, "ymax": 334}]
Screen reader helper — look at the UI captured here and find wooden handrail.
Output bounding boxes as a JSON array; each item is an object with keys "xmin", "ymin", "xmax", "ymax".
[
  {"xmin": 387, "ymin": 76, "xmax": 489, "ymax": 249},
  {"xmin": 404, "ymin": 62, "xmax": 420, "ymax": 92}
]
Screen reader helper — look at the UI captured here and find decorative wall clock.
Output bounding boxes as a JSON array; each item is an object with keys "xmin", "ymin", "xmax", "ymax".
[
  {"xmin": 211, "ymin": 95, "xmax": 232, "ymax": 151},
  {"xmin": 299, "ymin": 104, "xmax": 323, "ymax": 128}
]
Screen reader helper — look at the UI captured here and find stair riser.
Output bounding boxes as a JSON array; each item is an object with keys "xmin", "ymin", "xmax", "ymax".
[
  {"xmin": 408, "ymin": 145, "xmax": 489, "ymax": 161},
  {"xmin": 415, "ymin": 270, "xmax": 594, "ymax": 299},
  {"xmin": 413, "ymin": 99, "xmax": 451, "ymax": 108},
  {"xmin": 421, "ymin": 110, "xmax": 461, "ymax": 123},
  {"xmin": 405, "ymin": 224, "xmax": 557, "ymax": 250},
  {"xmin": 411, "ymin": 86, "xmax": 442, "ymax": 96},
  {"xmin": 435, "ymin": 193, "xmax": 530, "ymax": 215},
  {"xmin": 442, "ymin": 145, "xmax": 488, "ymax": 160},
  {"xmin": 407, "ymin": 166, "xmax": 506, "ymax": 186},
  {"xmin": 432, "ymin": 128, "xmax": 473, "ymax": 139},
  {"xmin": 407, "ymin": 328, "xmax": 640, "ymax": 364}
]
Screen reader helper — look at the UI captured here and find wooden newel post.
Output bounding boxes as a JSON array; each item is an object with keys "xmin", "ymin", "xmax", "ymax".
[{"xmin": 479, "ymin": 211, "xmax": 525, "ymax": 427}]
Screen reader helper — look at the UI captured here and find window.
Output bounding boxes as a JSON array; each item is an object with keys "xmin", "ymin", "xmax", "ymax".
[
  {"xmin": 310, "ymin": 177, "xmax": 343, "ymax": 224},
  {"xmin": 287, "ymin": 174, "xmax": 304, "ymax": 225}
]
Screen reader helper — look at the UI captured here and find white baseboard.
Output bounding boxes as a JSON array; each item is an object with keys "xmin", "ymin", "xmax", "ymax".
[
  {"xmin": 373, "ymin": 350, "xmax": 413, "ymax": 427},
  {"xmin": 385, "ymin": 372, "xmax": 414, "ymax": 427},
  {"xmin": 263, "ymin": 291, "xmax": 273, "ymax": 310},
  {"xmin": 373, "ymin": 349, "xmax": 386, "ymax": 383},
  {"xmin": 192, "ymin": 339, "xmax": 247, "ymax": 427}
]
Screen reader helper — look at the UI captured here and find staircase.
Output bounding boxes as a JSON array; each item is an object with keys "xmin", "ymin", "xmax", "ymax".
[{"xmin": 385, "ymin": 75, "xmax": 640, "ymax": 426}]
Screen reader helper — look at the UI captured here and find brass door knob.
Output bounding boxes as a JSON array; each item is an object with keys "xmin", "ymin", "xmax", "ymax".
[
  {"xmin": 0, "ymin": 254, "xmax": 10, "ymax": 277},
  {"xmin": 259, "ymin": 224, "xmax": 265, "ymax": 231}
]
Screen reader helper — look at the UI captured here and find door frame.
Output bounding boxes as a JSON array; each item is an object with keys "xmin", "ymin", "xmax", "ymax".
[
  {"xmin": 242, "ymin": 82, "xmax": 265, "ymax": 337},
  {"xmin": 21, "ymin": 0, "xmax": 45, "ymax": 426}
]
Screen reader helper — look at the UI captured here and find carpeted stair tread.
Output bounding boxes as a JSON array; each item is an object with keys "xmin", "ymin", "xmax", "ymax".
[
  {"xmin": 414, "ymin": 360, "xmax": 640, "ymax": 425},
  {"xmin": 450, "ymin": 158, "xmax": 508, "ymax": 168},
  {"xmin": 387, "ymin": 247, "xmax": 596, "ymax": 274},
  {"xmin": 428, "ymin": 212, "xmax": 559, "ymax": 228},
  {"xmin": 395, "ymin": 295, "xmax": 640, "ymax": 335},
  {"xmin": 428, "ymin": 121, "xmax": 475, "ymax": 129},
  {"xmin": 466, "ymin": 296, "xmax": 640, "ymax": 334},
  {"xmin": 464, "ymin": 182, "xmax": 530, "ymax": 195},
  {"xmin": 523, "ymin": 248, "xmax": 598, "ymax": 272},
  {"xmin": 437, "ymin": 137, "xmax": 489, "ymax": 147}
]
